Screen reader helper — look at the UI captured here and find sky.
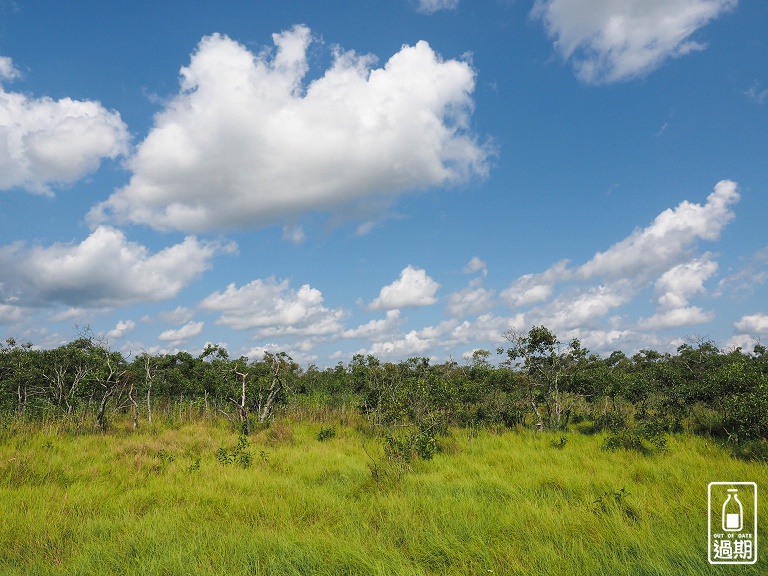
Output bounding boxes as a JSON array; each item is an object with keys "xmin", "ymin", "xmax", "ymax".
[{"xmin": 0, "ymin": 0, "xmax": 766, "ymax": 366}]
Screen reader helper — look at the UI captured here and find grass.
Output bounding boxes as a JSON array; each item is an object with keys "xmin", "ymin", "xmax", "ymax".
[{"xmin": 0, "ymin": 414, "xmax": 765, "ymax": 575}]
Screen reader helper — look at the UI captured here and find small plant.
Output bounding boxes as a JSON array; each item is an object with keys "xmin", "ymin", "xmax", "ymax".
[
  {"xmin": 187, "ymin": 457, "xmax": 201, "ymax": 473},
  {"xmin": 156, "ymin": 449, "xmax": 174, "ymax": 464},
  {"xmin": 593, "ymin": 487, "xmax": 638, "ymax": 521},
  {"xmin": 216, "ymin": 435, "xmax": 252, "ymax": 469},
  {"xmin": 550, "ymin": 435, "xmax": 568, "ymax": 449},
  {"xmin": 317, "ymin": 426, "xmax": 336, "ymax": 442}
]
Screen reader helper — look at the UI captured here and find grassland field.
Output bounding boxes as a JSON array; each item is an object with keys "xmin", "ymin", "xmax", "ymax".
[{"xmin": 0, "ymin": 410, "xmax": 765, "ymax": 576}]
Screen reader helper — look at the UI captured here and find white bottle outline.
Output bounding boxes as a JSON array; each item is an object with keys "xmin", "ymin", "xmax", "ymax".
[{"xmin": 722, "ymin": 488, "xmax": 743, "ymax": 532}]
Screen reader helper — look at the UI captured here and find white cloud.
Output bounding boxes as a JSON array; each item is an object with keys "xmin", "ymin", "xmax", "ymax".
[
  {"xmin": 282, "ymin": 224, "xmax": 305, "ymax": 244},
  {"xmin": 343, "ymin": 309, "xmax": 402, "ymax": 340},
  {"xmin": 0, "ymin": 226, "xmax": 222, "ymax": 308},
  {"xmin": 106, "ymin": 320, "xmax": 136, "ymax": 340},
  {"xmin": 734, "ymin": 313, "xmax": 768, "ymax": 335},
  {"xmin": 638, "ymin": 306, "xmax": 714, "ymax": 330},
  {"xmin": 530, "ymin": 283, "xmax": 633, "ymax": 332},
  {"xmin": 532, "ymin": 0, "xmax": 737, "ymax": 83},
  {"xmin": 577, "ymin": 180, "xmax": 738, "ymax": 281},
  {"xmin": 369, "ymin": 265, "xmax": 440, "ymax": 310},
  {"xmin": 715, "ymin": 246, "xmax": 768, "ymax": 298},
  {"xmin": 200, "ymin": 277, "xmax": 346, "ymax": 336},
  {"xmin": 497, "ymin": 181, "xmax": 738, "ymax": 349},
  {"xmin": 446, "ymin": 279, "xmax": 495, "ymax": 317},
  {"xmin": 500, "ymin": 260, "xmax": 569, "ymax": 308},
  {"xmin": 0, "ymin": 303, "xmax": 22, "ymax": 324},
  {"xmin": 0, "ymin": 57, "xmax": 129, "ymax": 194},
  {"xmin": 89, "ymin": 25, "xmax": 489, "ymax": 233},
  {"xmin": 463, "ymin": 256, "xmax": 487, "ymax": 275},
  {"xmin": 360, "ymin": 330, "xmax": 433, "ymax": 359},
  {"xmin": 416, "ymin": 0, "xmax": 460, "ymax": 15},
  {"xmin": 635, "ymin": 256, "xmax": 718, "ymax": 330},
  {"xmin": 159, "ymin": 321, "xmax": 205, "ymax": 343},
  {"xmin": 0, "ymin": 57, "xmax": 19, "ymax": 81},
  {"xmin": 653, "ymin": 257, "xmax": 718, "ymax": 309},
  {"xmin": 157, "ymin": 306, "xmax": 195, "ymax": 324}
]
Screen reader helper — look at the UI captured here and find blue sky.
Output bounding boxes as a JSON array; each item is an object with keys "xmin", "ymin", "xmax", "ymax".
[{"xmin": 1, "ymin": 0, "xmax": 766, "ymax": 366}]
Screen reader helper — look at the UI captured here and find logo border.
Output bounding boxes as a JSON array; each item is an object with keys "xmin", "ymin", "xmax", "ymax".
[{"xmin": 708, "ymin": 481, "xmax": 758, "ymax": 565}]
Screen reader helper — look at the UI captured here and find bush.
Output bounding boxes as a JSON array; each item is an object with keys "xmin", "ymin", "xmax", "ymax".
[
  {"xmin": 317, "ymin": 426, "xmax": 336, "ymax": 442},
  {"xmin": 216, "ymin": 435, "xmax": 252, "ymax": 469}
]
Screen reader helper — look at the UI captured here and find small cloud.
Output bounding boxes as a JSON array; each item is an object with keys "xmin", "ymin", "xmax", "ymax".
[
  {"xmin": 369, "ymin": 265, "xmax": 440, "ymax": 310},
  {"xmin": 415, "ymin": 0, "xmax": 460, "ymax": 15},
  {"xmin": 745, "ymin": 82, "xmax": 768, "ymax": 105},
  {"xmin": 463, "ymin": 256, "xmax": 487, "ymax": 276},
  {"xmin": 283, "ymin": 224, "xmax": 305, "ymax": 244},
  {"xmin": 106, "ymin": 319, "xmax": 136, "ymax": 340},
  {"xmin": 159, "ymin": 321, "xmax": 204, "ymax": 343}
]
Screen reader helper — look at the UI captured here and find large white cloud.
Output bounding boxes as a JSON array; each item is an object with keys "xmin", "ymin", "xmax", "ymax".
[
  {"xmin": 89, "ymin": 25, "xmax": 489, "ymax": 232},
  {"xmin": 369, "ymin": 265, "xmax": 440, "ymax": 310},
  {"xmin": 0, "ymin": 58, "xmax": 129, "ymax": 194},
  {"xmin": 200, "ymin": 277, "xmax": 346, "ymax": 336},
  {"xmin": 532, "ymin": 0, "xmax": 737, "ymax": 83},
  {"xmin": 0, "ymin": 226, "xmax": 222, "ymax": 308}
]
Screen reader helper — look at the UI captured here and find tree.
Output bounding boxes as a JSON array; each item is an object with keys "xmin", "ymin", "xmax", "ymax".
[{"xmin": 501, "ymin": 325, "xmax": 587, "ymax": 430}]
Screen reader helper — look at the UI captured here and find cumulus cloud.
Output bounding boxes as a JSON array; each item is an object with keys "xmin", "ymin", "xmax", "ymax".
[
  {"xmin": 499, "ymin": 181, "xmax": 738, "ymax": 345},
  {"xmin": 89, "ymin": 25, "xmax": 489, "ymax": 233},
  {"xmin": 0, "ymin": 303, "xmax": 22, "ymax": 324},
  {"xmin": 653, "ymin": 257, "xmax": 718, "ymax": 309},
  {"xmin": 106, "ymin": 320, "xmax": 136, "ymax": 340},
  {"xmin": 638, "ymin": 306, "xmax": 714, "ymax": 330},
  {"xmin": 446, "ymin": 279, "xmax": 495, "ymax": 317},
  {"xmin": 159, "ymin": 321, "xmax": 205, "ymax": 344},
  {"xmin": 156, "ymin": 306, "xmax": 196, "ymax": 325},
  {"xmin": 463, "ymin": 256, "xmax": 487, "ymax": 275},
  {"xmin": 501, "ymin": 260, "xmax": 569, "ymax": 308},
  {"xmin": 0, "ymin": 226, "xmax": 222, "ymax": 308},
  {"xmin": 532, "ymin": 0, "xmax": 737, "ymax": 83},
  {"xmin": 577, "ymin": 180, "xmax": 738, "ymax": 281},
  {"xmin": 360, "ymin": 330, "xmax": 433, "ymax": 359},
  {"xmin": 369, "ymin": 265, "xmax": 440, "ymax": 310},
  {"xmin": 416, "ymin": 0, "xmax": 460, "ymax": 14},
  {"xmin": 734, "ymin": 313, "xmax": 768, "ymax": 335},
  {"xmin": 343, "ymin": 309, "xmax": 401, "ymax": 340},
  {"xmin": 200, "ymin": 277, "xmax": 345, "ymax": 336},
  {"xmin": 0, "ymin": 57, "xmax": 129, "ymax": 194}
]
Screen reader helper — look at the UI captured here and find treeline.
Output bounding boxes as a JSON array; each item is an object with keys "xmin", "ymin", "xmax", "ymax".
[{"xmin": 1, "ymin": 326, "xmax": 767, "ymax": 458}]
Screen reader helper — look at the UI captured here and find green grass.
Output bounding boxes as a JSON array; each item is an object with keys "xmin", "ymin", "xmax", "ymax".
[{"xmin": 0, "ymin": 415, "xmax": 765, "ymax": 575}]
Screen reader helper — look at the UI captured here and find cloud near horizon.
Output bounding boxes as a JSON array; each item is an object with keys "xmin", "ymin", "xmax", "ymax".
[
  {"xmin": 0, "ymin": 226, "xmax": 224, "ymax": 309},
  {"xmin": 89, "ymin": 25, "xmax": 489, "ymax": 233}
]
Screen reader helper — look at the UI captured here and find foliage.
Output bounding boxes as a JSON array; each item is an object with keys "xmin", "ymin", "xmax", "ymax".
[
  {"xmin": 1, "ymin": 326, "xmax": 767, "ymax": 458},
  {"xmin": 216, "ymin": 434, "xmax": 252, "ymax": 469}
]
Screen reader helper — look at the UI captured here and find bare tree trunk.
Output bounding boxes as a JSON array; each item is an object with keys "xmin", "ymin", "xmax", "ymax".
[
  {"xmin": 142, "ymin": 353, "xmax": 154, "ymax": 424},
  {"xmin": 233, "ymin": 368, "xmax": 250, "ymax": 433},
  {"xmin": 128, "ymin": 382, "xmax": 139, "ymax": 429}
]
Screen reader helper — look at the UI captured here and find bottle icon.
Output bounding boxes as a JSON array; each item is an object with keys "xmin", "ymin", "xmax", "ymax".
[{"xmin": 722, "ymin": 488, "xmax": 743, "ymax": 532}]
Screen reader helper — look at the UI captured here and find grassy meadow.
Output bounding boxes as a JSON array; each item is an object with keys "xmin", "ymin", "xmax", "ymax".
[{"xmin": 0, "ymin": 412, "xmax": 765, "ymax": 575}]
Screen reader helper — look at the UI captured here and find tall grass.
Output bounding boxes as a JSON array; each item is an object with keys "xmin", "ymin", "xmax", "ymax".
[{"xmin": 0, "ymin": 413, "xmax": 765, "ymax": 575}]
